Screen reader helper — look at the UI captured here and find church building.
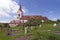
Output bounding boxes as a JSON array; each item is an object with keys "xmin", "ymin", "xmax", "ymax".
[{"xmin": 9, "ymin": 5, "xmax": 48, "ymax": 27}]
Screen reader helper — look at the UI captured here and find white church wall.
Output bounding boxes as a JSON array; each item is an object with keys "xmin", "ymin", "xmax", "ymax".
[
  {"xmin": 9, "ymin": 24, "xmax": 17, "ymax": 27},
  {"xmin": 21, "ymin": 20, "xmax": 28, "ymax": 23}
]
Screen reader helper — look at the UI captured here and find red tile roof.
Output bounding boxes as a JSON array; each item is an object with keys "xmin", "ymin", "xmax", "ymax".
[
  {"xmin": 20, "ymin": 15, "xmax": 48, "ymax": 21},
  {"xmin": 9, "ymin": 15, "xmax": 48, "ymax": 26}
]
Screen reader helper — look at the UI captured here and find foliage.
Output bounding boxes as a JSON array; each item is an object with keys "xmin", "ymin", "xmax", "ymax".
[
  {"xmin": 0, "ymin": 24, "xmax": 2, "ymax": 28},
  {"xmin": 25, "ymin": 18, "xmax": 41, "ymax": 26},
  {"xmin": 0, "ymin": 24, "xmax": 60, "ymax": 40},
  {"xmin": 3, "ymin": 23, "xmax": 9, "ymax": 28},
  {"xmin": 29, "ymin": 24, "xmax": 60, "ymax": 40},
  {"xmin": 48, "ymin": 35, "xmax": 57, "ymax": 40},
  {"xmin": 0, "ymin": 23, "xmax": 9, "ymax": 28},
  {"xmin": 31, "ymin": 31, "xmax": 42, "ymax": 40},
  {"xmin": 45, "ymin": 20, "xmax": 53, "ymax": 24},
  {"xmin": 57, "ymin": 19, "xmax": 60, "ymax": 23}
]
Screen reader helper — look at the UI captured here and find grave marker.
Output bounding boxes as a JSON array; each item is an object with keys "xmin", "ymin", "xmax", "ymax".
[
  {"xmin": 25, "ymin": 26, "xmax": 28, "ymax": 34},
  {"xmin": 31, "ymin": 26, "xmax": 33, "ymax": 30},
  {"xmin": 53, "ymin": 23, "xmax": 57, "ymax": 27},
  {"xmin": 39, "ymin": 24, "xmax": 42, "ymax": 27}
]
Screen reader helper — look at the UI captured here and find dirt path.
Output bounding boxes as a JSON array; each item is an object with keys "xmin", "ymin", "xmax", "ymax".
[{"xmin": 15, "ymin": 36, "xmax": 32, "ymax": 40}]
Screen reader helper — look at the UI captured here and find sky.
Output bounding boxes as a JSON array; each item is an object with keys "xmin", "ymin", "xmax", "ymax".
[{"xmin": 0, "ymin": 0, "xmax": 60, "ymax": 23}]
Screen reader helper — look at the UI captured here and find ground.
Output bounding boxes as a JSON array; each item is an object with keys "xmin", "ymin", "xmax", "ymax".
[{"xmin": 0, "ymin": 24, "xmax": 60, "ymax": 40}]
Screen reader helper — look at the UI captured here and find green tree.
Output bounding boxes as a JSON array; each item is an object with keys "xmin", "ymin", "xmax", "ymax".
[
  {"xmin": 45, "ymin": 20, "xmax": 53, "ymax": 24},
  {"xmin": 3, "ymin": 23, "xmax": 9, "ymax": 28},
  {"xmin": 0, "ymin": 24, "xmax": 3, "ymax": 32},
  {"xmin": 0, "ymin": 24, "xmax": 2, "ymax": 28},
  {"xmin": 57, "ymin": 19, "xmax": 60, "ymax": 23},
  {"xmin": 25, "ymin": 18, "xmax": 41, "ymax": 27}
]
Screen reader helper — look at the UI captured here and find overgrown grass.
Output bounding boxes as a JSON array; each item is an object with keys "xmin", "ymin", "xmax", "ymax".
[
  {"xmin": 0, "ymin": 24, "xmax": 60, "ymax": 40},
  {"xmin": 39, "ymin": 24, "xmax": 60, "ymax": 31},
  {"xmin": 29, "ymin": 24, "xmax": 60, "ymax": 40},
  {"xmin": 0, "ymin": 28, "xmax": 14, "ymax": 40}
]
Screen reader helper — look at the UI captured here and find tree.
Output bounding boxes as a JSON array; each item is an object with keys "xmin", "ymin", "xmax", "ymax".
[
  {"xmin": 45, "ymin": 20, "xmax": 53, "ymax": 24},
  {"xmin": 0, "ymin": 24, "xmax": 3, "ymax": 32},
  {"xmin": 57, "ymin": 19, "xmax": 60, "ymax": 23},
  {"xmin": 0, "ymin": 24, "xmax": 2, "ymax": 28},
  {"xmin": 25, "ymin": 18, "xmax": 41, "ymax": 27},
  {"xmin": 3, "ymin": 23, "xmax": 8, "ymax": 28}
]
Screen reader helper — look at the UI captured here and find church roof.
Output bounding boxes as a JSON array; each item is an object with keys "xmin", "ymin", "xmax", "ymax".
[
  {"xmin": 9, "ymin": 20, "xmax": 21, "ymax": 24},
  {"xmin": 20, "ymin": 15, "xmax": 48, "ymax": 21}
]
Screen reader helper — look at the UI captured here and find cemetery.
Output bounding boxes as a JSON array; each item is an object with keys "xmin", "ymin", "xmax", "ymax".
[
  {"xmin": 0, "ymin": 21, "xmax": 60, "ymax": 40},
  {"xmin": 0, "ymin": 1, "xmax": 60, "ymax": 40}
]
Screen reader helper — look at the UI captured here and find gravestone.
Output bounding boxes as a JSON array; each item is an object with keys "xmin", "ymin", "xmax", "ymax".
[
  {"xmin": 39, "ymin": 24, "xmax": 42, "ymax": 27},
  {"xmin": 53, "ymin": 23, "xmax": 57, "ymax": 27},
  {"xmin": 31, "ymin": 26, "xmax": 33, "ymax": 30},
  {"xmin": 41, "ymin": 20, "xmax": 44, "ymax": 24},
  {"xmin": 25, "ymin": 26, "xmax": 28, "ymax": 34}
]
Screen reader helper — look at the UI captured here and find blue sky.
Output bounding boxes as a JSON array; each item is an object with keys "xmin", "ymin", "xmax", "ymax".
[
  {"xmin": 18, "ymin": 0, "xmax": 60, "ymax": 21},
  {"xmin": 0, "ymin": 0, "xmax": 60, "ymax": 23}
]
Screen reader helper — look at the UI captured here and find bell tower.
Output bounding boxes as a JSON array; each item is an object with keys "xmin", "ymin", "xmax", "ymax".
[{"xmin": 17, "ymin": 5, "xmax": 23, "ymax": 19}]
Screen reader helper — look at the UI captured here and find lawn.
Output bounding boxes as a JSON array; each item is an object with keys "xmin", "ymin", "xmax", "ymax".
[
  {"xmin": 0, "ymin": 28, "xmax": 14, "ymax": 40},
  {"xmin": 0, "ymin": 24, "xmax": 60, "ymax": 40}
]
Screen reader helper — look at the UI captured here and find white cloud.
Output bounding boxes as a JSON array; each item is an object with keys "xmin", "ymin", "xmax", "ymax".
[
  {"xmin": 0, "ymin": 0, "xmax": 29, "ymax": 23},
  {"xmin": 13, "ymin": 15, "xmax": 17, "ymax": 19},
  {"xmin": 48, "ymin": 15, "xmax": 57, "ymax": 21},
  {"xmin": 0, "ymin": 0, "xmax": 19, "ymax": 14},
  {"xmin": 0, "ymin": 0, "xmax": 19, "ymax": 23},
  {"xmin": 52, "ymin": 18, "xmax": 57, "ymax": 21},
  {"xmin": 49, "ymin": 11, "xmax": 53, "ymax": 14},
  {"xmin": 48, "ymin": 11, "xmax": 57, "ymax": 21},
  {"xmin": 22, "ymin": 7, "xmax": 29, "ymax": 13},
  {"xmin": 0, "ymin": 20, "xmax": 10, "ymax": 23}
]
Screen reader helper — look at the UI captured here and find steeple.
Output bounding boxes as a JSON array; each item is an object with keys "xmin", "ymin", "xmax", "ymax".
[
  {"xmin": 19, "ymin": 5, "xmax": 23, "ymax": 12},
  {"xmin": 17, "ymin": 5, "xmax": 23, "ymax": 19}
]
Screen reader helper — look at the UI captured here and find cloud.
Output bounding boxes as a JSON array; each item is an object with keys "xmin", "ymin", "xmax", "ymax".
[
  {"xmin": 0, "ymin": 0, "xmax": 29, "ymax": 23},
  {"xmin": 0, "ymin": 20, "xmax": 10, "ymax": 23},
  {"xmin": 49, "ymin": 11, "xmax": 53, "ymax": 14},
  {"xmin": 13, "ymin": 15, "xmax": 17, "ymax": 19},
  {"xmin": 52, "ymin": 18, "xmax": 57, "ymax": 21},
  {"xmin": 0, "ymin": 0, "xmax": 19, "ymax": 14},
  {"xmin": 48, "ymin": 15, "xmax": 57, "ymax": 21},
  {"xmin": 22, "ymin": 7, "xmax": 29, "ymax": 13},
  {"xmin": 0, "ymin": 0, "xmax": 19, "ymax": 23},
  {"xmin": 48, "ymin": 11, "xmax": 57, "ymax": 21},
  {"xmin": 0, "ymin": 10, "xmax": 10, "ymax": 17}
]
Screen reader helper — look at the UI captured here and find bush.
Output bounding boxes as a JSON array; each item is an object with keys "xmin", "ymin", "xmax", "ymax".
[
  {"xmin": 0, "ymin": 24, "xmax": 2, "ymax": 28},
  {"xmin": 48, "ymin": 35, "xmax": 57, "ymax": 40}
]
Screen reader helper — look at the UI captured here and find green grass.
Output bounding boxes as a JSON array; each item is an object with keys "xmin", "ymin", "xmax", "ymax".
[
  {"xmin": 0, "ymin": 24, "xmax": 60, "ymax": 40},
  {"xmin": 0, "ymin": 28, "xmax": 14, "ymax": 40},
  {"xmin": 39, "ymin": 24, "xmax": 60, "ymax": 31},
  {"xmin": 29, "ymin": 24, "xmax": 60, "ymax": 40},
  {"xmin": 0, "ymin": 26, "xmax": 26, "ymax": 40}
]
